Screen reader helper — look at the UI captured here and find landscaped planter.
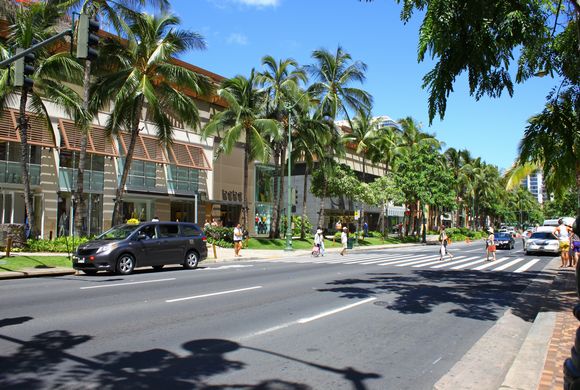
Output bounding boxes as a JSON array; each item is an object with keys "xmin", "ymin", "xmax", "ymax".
[{"xmin": 0, "ymin": 224, "xmax": 26, "ymax": 249}]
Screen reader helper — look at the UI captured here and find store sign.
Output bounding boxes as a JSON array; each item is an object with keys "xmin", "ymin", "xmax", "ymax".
[{"xmin": 222, "ymin": 190, "xmax": 243, "ymax": 202}]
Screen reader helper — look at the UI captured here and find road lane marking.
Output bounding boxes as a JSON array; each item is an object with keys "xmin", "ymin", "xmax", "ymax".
[
  {"xmin": 429, "ymin": 256, "xmax": 479, "ymax": 269},
  {"xmin": 377, "ymin": 255, "xmax": 435, "ymax": 266},
  {"xmin": 394, "ymin": 256, "xmax": 445, "ymax": 267},
  {"xmin": 80, "ymin": 278, "xmax": 176, "ymax": 290},
  {"xmin": 514, "ymin": 259, "xmax": 540, "ymax": 273},
  {"xmin": 297, "ymin": 297, "xmax": 377, "ymax": 323},
  {"xmin": 492, "ymin": 257, "xmax": 526, "ymax": 271},
  {"xmin": 472, "ymin": 257, "xmax": 510, "ymax": 271},
  {"xmin": 166, "ymin": 285, "xmax": 262, "ymax": 303},
  {"xmin": 411, "ymin": 256, "xmax": 469, "ymax": 268},
  {"xmin": 202, "ymin": 265, "xmax": 254, "ymax": 270},
  {"xmin": 450, "ymin": 258, "xmax": 487, "ymax": 270}
]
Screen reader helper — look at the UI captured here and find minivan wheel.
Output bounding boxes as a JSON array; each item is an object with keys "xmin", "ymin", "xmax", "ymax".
[
  {"xmin": 117, "ymin": 254, "xmax": 135, "ymax": 275},
  {"xmin": 184, "ymin": 251, "xmax": 199, "ymax": 269}
]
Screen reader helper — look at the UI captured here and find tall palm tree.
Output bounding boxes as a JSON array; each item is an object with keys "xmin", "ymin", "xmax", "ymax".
[
  {"xmin": 203, "ymin": 70, "xmax": 280, "ymax": 228},
  {"xmin": 292, "ymin": 108, "xmax": 330, "ymax": 239},
  {"xmin": 89, "ymin": 12, "xmax": 212, "ymax": 226},
  {"xmin": 518, "ymin": 87, "xmax": 579, "ymax": 215},
  {"xmin": 0, "ymin": 1, "xmax": 85, "ymax": 235},
  {"xmin": 256, "ymin": 56, "xmax": 307, "ymax": 238},
  {"xmin": 306, "ymin": 46, "xmax": 371, "ymax": 229},
  {"xmin": 59, "ymin": 0, "xmax": 170, "ymax": 236},
  {"xmin": 306, "ymin": 46, "xmax": 372, "ymax": 125}
]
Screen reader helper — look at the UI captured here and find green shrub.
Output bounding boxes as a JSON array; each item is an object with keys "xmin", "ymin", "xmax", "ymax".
[
  {"xmin": 204, "ymin": 226, "xmax": 235, "ymax": 248},
  {"xmin": 280, "ymin": 215, "xmax": 313, "ymax": 237},
  {"xmin": 25, "ymin": 236, "xmax": 91, "ymax": 252}
]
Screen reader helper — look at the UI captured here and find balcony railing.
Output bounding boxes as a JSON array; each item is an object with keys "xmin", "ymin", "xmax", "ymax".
[
  {"xmin": 0, "ymin": 161, "xmax": 40, "ymax": 185},
  {"xmin": 59, "ymin": 167, "xmax": 104, "ymax": 192}
]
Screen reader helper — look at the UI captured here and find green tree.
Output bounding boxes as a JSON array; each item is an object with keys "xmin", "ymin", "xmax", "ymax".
[
  {"xmin": 256, "ymin": 56, "xmax": 307, "ymax": 238},
  {"xmin": 203, "ymin": 70, "xmax": 280, "ymax": 228},
  {"xmin": 0, "ymin": 1, "xmax": 85, "ymax": 235},
  {"xmin": 60, "ymin": 0, "xmax": 170, "ymax": 236},
  {"xmin": 89, "ymin": 12, "xmax": 212, "ymax": 226}
]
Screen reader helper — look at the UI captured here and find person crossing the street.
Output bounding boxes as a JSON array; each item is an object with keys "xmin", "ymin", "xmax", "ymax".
[{"xmin": 438, "ymin": 226, "xmax": 454, "ymax": 261}]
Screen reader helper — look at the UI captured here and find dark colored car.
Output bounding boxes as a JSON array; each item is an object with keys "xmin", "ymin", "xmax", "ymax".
[
  {"xmin": 494, "ymin": 232, "xmax": 515, "ymax": 250},
  {"xmin": 73, "ymin": 222, "xmax": 208, "ymax": 275}
]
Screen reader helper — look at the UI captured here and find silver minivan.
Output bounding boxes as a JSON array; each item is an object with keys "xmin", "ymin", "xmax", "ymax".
[{"xmin": 73, "ymin": 222, "xmax": 208, "ymax": 275}]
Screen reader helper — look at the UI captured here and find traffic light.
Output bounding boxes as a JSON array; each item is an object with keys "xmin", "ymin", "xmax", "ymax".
[
  {"xmin": 76, "ymin": 13, "xmax": 100, "ymax": 60},
  {"xmin": 13, "ymin": 48, "xmax": 35, "ymax": 88},
  {"xmin": 290, "ymin": 188, "xmax": 298, "ymax": 206}
]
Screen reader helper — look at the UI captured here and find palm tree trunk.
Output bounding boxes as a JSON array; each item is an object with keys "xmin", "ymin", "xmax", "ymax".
[
  {"xmin": 300, "ymin": 164, "xmax": 309, "ymax": 239},
  {"xmin": 316, "ymin": 177, "xmax": 328, "ymax": 229},
  {"xmin": 18, "ymin": 88, "xmax": 35, "ymax": 237},
  {"xmin": 74, "ymin": 60, "xmax": 92, "ymax": 237},
  {"xmin": 242, "ymin": 134, "xmax": 250, "ymax": 229},
  {"xmin": 112, "ymin": 97, "xmax": 144, "ymax": 226},
  {"xmin": 269, "ymin": 147, "xmax": 280, "ymax": 238}
]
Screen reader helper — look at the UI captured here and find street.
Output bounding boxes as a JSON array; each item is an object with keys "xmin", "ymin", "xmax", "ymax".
[{"xmin": 0, "ymin": 241, "xmax": 558, "ymax": 389}]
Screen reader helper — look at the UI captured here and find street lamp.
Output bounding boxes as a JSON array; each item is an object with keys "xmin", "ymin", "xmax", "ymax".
[{"xmin": 284, "ymin": 93, "xmax": 310, "ymax": 251}]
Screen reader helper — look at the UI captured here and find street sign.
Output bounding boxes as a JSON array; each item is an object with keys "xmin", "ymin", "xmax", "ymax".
[{"xmin": 354, "ymin": 210, "xmax": 360, "ymax": 220}]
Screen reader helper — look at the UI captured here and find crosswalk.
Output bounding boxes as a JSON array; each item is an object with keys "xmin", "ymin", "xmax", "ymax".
[{"xmin": 270, "ymin": 251, "xmax": 546, "ymax": 274}]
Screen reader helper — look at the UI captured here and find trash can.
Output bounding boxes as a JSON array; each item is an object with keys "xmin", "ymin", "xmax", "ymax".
[{"xmin": 347, "ymin": 238, "xmax": 354, "ymax": 249}]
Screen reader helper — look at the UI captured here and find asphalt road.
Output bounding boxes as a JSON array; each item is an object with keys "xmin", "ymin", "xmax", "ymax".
[{"xmin": 0, "ymin": 241, "xmax": 558, "ymax": 389}]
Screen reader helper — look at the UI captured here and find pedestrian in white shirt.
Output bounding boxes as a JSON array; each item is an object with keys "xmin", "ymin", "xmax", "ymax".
[{"xmin": 340, "ymin": 227, "xmax": 348, "ymax": 256}]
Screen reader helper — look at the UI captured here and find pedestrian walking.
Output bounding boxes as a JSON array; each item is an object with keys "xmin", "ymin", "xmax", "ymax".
[
  {"xmin": 314, "ymin": 227, "xmax": 325, "ymax": 257},
  {"xmin": 570, "ymin": 231, "xmax": 580, "ymax": 268},
  {"xmin": 485, "ymin": 227, "xmax": 496, "ymax": 261},
  {"xmin": 553, "ymin": 218, "xmax": 572, "ymax": 268},
  {"xmin": 438, "ymin": 226, "xmax": 454, "ymax": 261},
  {"xmin": 233, "ymin": 223, "xmax": 243, "ymax": 257},
  {"xmin": 363, "ymin": 220, "xmax": 369, "ymax": 237},
  {"xmin": 340, "ymin": 227, "xmax": 348, "ymax": 256}
]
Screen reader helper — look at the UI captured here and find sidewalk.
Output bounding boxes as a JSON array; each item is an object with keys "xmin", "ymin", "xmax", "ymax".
[{"xmin": 0, "ymin": 241, "xmax": 421, "ymax": 280}]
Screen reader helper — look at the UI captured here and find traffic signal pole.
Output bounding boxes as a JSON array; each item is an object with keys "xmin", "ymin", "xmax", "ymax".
[{"xmin": 0, "ymin": 29, "xmax": 73, "ymax": 69}]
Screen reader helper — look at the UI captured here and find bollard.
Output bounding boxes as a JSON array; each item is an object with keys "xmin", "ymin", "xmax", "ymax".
[
  {"xmin": 6, "ymin": 236, "xmax": 12, "ymax": 257},
  {"xmin": 212, "ymin": 243, "xmax": 217, "ymax": 259}
]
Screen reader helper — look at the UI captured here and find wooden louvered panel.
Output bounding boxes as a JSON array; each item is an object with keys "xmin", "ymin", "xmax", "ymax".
[
  {"xmin": 141, "ymin": 135, "xmax": 167, "ymax": 163},
  {"xmin": 119, "ymin": 132, "xmax": 149, "ymax": 161},
  {"xmin": 170, "ymin": 142, "xmax": 194, "ymax": 168},
  {"xmin": 0, "ymin": 110, "xmax": 18, "ymax": 142},
  {"xmin": 187, "ymin": 145, "xmax": 211, "ymax": 170},
  {"xmin": 59, "ymin": 120, "xmax": 83, "ymax": 150},
  {"xmin": 26, "ymin": 114, "xmax": 55, "ymax": 147},
  {"xmin": 90, "ymin": 126, "xmax": 118, "ymax": 156}
]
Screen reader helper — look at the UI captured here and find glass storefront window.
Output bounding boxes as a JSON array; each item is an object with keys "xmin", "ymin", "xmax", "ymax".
[
  {"xmin": 168, "ymin": 165, "xmax": 199, "ymax": 194},
  {"xmin": 255, "ymin": 165, "xmax": 275, "ymax": 203},
  {"xmin": 255, "ymin": 203, "xmax": 272, "ymax": 235}
]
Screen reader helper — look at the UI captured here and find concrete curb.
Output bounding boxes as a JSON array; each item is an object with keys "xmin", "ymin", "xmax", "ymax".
[{"xmin": 499, "ymin": 312, "xmax": 556, "ymax": 390}]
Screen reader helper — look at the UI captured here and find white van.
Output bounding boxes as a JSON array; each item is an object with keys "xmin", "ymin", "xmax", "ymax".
[{"xmin": 543, "ymin": 217, "xmax": 575, "ymax": 227}]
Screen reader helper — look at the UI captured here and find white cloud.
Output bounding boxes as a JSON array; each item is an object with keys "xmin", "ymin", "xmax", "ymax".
[
  {"xmin": 234, "ymin": 0, "xmax": 280, "ymax": 6},
  {"xmin": 227, "ymin": 33, "xmax": 249, "ymax": 45}
]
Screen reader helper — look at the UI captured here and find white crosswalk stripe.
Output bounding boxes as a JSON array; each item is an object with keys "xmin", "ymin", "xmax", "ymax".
[
  {"xmin": 514, "ymin": 259, "xmax": 540, "ymax": 273},
  {"xmin": 264, "ymin": 251, "xmax": 545, "ymax": 273}
]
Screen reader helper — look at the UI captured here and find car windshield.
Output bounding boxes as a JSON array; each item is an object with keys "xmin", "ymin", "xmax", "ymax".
[
  {"xmin": 494, "ymin": 233, "xmax": 511, "ymax": 239},
  {"xmin": 530, "ymin": 232, "xmax": 555, "ymax": 240},
  {"xmin": 97, "ymin": 224, "xmax": 138, "ymax": 240}
]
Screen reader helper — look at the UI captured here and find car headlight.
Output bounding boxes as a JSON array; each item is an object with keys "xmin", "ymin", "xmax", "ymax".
[{"xmin": 96, "ymin": 243, "xmax": 118, "ymax": 254}]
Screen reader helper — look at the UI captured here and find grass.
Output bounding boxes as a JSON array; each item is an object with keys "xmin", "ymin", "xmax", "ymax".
[{"xmin": 0, "ymin": 255, "xmax": 72, "ymax": 273}]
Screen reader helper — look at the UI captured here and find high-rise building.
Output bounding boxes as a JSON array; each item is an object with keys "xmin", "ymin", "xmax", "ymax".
[{"xmin": 520, "ymin": 170, "xmax": 547, "ymax": 204}]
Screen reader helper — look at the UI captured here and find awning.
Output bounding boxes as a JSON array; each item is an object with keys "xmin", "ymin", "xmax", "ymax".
[
  {"xmin": 58, "ymin": 119, "xmax": 118, "ymax": 157},
  {"xmin": 1, "ymin": 109, "xmax": 56, "ymax": 147},
  {"xmin": 117, "ymin": 132, "xmax": 168, "ymax": 164},
  {"xmin": 168, "ymin": 142, "xmax": 211, "ymax": 170},
  {"xmin": 387, "ymin": 206, "xmax": 406, "ymax": 217}
]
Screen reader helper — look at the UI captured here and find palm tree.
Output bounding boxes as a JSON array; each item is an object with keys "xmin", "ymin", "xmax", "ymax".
[
  {"xmin": 306, "ymin": 46, "xmax": 372, "ymax": 125},
  {"xmin": 518, "ymin": 87, "xmax": 579, "ymax": 215},
  {"xmin": 292, "ymin": 108, "xmax": 330, "ymax": 239},
  {"xmin": 256, "ymin": 56, "xmax": 307, "ymax": 238},
  {"xmin": 203, "ymin": 70, "xmax": 280, "ymax": 229},
  {"xmin": 0, "ymin": 1, "xmax": 85, "ymax": 235},
  {"xmin": 306, "ymin": 46, "xmax": 371, "ymax": 229},
  {"xmin": 59, "ymin": 0, "xmax": 170, "ymax": 236},
  {"xmin": 444, "ymin": 148, "xmax": 472, "ymax": 227},
  {"xmin": 89, "ymin": 12, "xmax": 212, "ymax": 226}
]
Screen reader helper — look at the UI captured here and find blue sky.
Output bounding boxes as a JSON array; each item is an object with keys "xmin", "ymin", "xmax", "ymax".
[{"xmin": 170, "ymin": 0, "xmax": 558, "ymax": 170}]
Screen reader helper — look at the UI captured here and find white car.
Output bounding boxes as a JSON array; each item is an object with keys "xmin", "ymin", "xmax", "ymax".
[{"xmin": 525, "ymin": 231, "xmax": 560, "ymax": 255}]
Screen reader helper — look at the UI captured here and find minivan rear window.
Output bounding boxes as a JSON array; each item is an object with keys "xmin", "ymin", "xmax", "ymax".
[
  {"xmin": 181, "ymin": 224, "xmax": 201, "ymax": 237},
  {"xmin": 158, "ymin": 224, "xmax": 179, "ymax": 238}
]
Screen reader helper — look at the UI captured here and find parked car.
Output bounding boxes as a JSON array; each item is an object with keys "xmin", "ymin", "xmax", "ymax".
[
  {"xmin": 524, "ymin": 231, "xmax": 560, "ymax": 255},
  {"xmin": 73, "ymin": 222, "xmax": 208, "ymax": 275},
  {"xmin": 494, "ymin": 232, "xmax": 515, "ymax": 250}
]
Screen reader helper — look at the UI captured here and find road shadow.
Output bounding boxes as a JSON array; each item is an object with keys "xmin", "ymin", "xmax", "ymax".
[
  {"xmin": 0, "ymin": 329, "xmax": 379, "ymax": 389},
  {"xmin": 318, "ymin": 269, "xmax": 557, "ymax": 322}
]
